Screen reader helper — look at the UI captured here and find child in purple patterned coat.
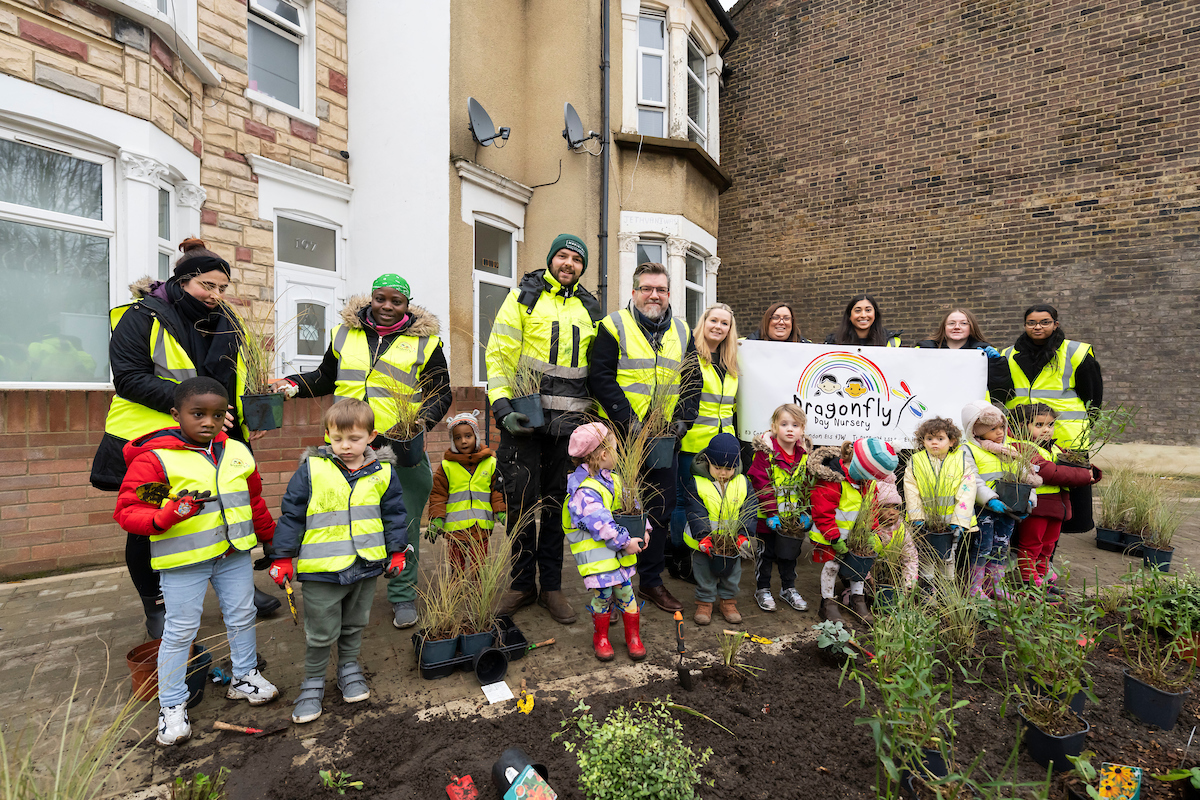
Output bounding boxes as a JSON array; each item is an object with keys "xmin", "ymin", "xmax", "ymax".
[{"xmin": 564, "ymin": 422, "xmax": 649, "ymax": 662}]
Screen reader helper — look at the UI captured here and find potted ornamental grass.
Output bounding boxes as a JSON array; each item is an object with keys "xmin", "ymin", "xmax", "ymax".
[
  {"xmin": 377, "ymin": 372, "xmax": 436, "ymax": 468},
  {"xmin": 909, "ymin": 456, "xmax": 962, "ymax": 562},
  {"xmin": 639, "ymin": 362, "xmax": 690, "ymax": 471},
  {"xmin": 1119, "ymin": 572, "xmax": 1196, "ymax": 730},
  {"xmin": 706, "ymin": 501, "xmax": 756, "ymax": 579},
  {"xmin": 1095, "ymin": 467, "xmax": 1141, "ymax": 554},
  {"xmin": 458, "ymin": 534, "xmax": 515, "ymax": 660},
  {"xmin": 840, "ymin": 483, "xmax": 880, "ymax": 582},
  {"xmin": 763, "ymin": 465, "xmax": 815, "ymax": 561},
  {"xmin": 1055, "ymin": 403, "xmax": 1137, "ymax": 468},
  {"xmin": 870, "ymin": 527, "xmax": 907, "ymax": 611},
  {"xmin": 1141, "ymin": 489, "xmax": 1188, "ymax": 573},
  {"xmin": 491, "ymin": 355, "xmax": 546, "ymax": 429},
  {"xmin": 414, "ymin": 561, "xmax": 464, "ymax": 667},
  {"xmin": 608, "ymin": 418, "xmax": 655, "ymax": 534},
  {"xmin": 993, "ymin": 430, "xmax": 1040, "ymax": 519},
  {"xmin": 220, "ymin": 299, "xmax": 284, "ymax": 431}
]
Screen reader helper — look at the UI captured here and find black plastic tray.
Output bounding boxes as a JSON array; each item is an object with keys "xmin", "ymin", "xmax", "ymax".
[{"xmin": 413, "ymin": 615, "xmax": 528, "ymax": 680}]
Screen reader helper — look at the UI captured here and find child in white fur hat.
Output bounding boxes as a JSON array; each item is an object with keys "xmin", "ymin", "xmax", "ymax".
[{"xmin": 425, "ymin": 411, "xmax": 506, "ymax": 570}]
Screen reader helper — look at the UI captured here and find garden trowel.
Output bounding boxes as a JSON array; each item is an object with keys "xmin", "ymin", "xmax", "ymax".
[{"xmin": 134, "ymin": 482, "xmax": 213, "ymax": 507}]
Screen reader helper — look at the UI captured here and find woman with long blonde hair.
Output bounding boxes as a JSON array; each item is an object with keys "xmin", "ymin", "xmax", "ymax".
[{"xmin": 667, "ymin": 303, "xmax": 741, "ymax": 582}]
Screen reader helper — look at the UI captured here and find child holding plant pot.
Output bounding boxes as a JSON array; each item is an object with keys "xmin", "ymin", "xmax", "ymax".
[
  {"xmin": 563, "ymin": 422, "xmax": 648, "ymax": 662},
  {"xmin": 425, "ymin": 411, "xmax": 506, "ymax": 571},
  {"xmin": 903, "ymin": 417, "xmax": 979, "ymax": 588},
  {"xmin": 809, "ymin": 438, "xmax": 899, "ymax": 625},
  {"xmin": 1009, "ymin": 403, "xmax": 1102, "ymax": 592},
  {"xmin": 268, "ymin": 399, "xmax": 411, "ymax": 724},
  {"xmin": 747, "ymin": 403, "xmax": 814, "ymax": 614},
  {"xmin": 683, "ymin": 432, "xmax": 758, "ymax": 626}
]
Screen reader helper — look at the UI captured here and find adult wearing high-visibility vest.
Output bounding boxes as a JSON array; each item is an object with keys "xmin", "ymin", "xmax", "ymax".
[
  {"xmin": 90, "ymin": 238, "xmax": 278, "ymax": 638},
  {"xmin": 485, "ymin": 234, "xmax": 603, "ymax": 625},
  {"xmin": 273, "ymin": 274, "xmax": 450, "ymax": 630},
  {"xmin": 668, "ymin": 304, "xmax": 740, "ymax": 584},
  {"xmin": 993, "ymin": 304, "xmax": 1103, "ymax": 533},
  {"xmin": 825, "ymin": 294, "xmax": 903, "ymax": 347},
  {"xmin": 588, "ymin": 261, "xmax": 702, "ymax": 614}
]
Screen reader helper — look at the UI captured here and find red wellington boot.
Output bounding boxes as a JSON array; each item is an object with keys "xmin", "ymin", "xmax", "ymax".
[
  {"xmin": 591, "ymin": 611, "xmax": 615, "ymax": 662},
  {"xmin": 622, "ymin": 611, "xmax": 647, "ymax": 662}
]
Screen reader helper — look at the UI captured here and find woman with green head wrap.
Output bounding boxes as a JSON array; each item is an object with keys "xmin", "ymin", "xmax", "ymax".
[{"xmin": 273, "ymin": 273, "xmax": 451, "ymax": 629}]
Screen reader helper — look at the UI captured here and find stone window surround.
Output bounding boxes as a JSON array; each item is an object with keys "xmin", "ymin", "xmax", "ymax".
[
  {"xmin": 0, "ymin": 76, "xmax": 204, "ymax": 390},
  {"xmin": 617, "ymin": 210, "xmax": 720, "ymax": 319},
  {"xmin": 87, "ymin": 0, "xmax": 221, "ymax": 86},
  {"xmin": 244, "ymin": 0, "xmax": 321, "ymax": 128},
  {"xmin": 621, "ymin": 0, "xmax": 723, "ymax": 162}
]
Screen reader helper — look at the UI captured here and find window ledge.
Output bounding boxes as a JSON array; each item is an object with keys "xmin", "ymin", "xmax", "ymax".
[
  {"xmin": 247, "ymin": 154, "xmax": 352, "ymax": 200},
  {"xmin": 613, "ymin": 132, "xmax": 732, "ymax": 193},
  {"xmin": 87, "ymin": 0, "xmax": 221, "ymax": 86},
  {"xmin": 453, "ymin": 158, "xmax": 534, "ymax": 206},
  {"xmin": 244, "ymin": 89, "xmax": 321, "ymax": 129}
]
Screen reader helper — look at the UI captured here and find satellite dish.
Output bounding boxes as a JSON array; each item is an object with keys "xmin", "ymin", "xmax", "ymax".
[
  {"xmin": 468, "ymin": 97, "xmax": 509, "ymax": 146},
  {"xmin": 562, "ymin": 102, "xmax": 599, "ymax": 150}
]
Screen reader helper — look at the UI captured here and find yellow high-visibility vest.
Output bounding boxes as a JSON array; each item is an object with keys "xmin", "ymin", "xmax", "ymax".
[
  {"xmin": 149, "ymin": 441, "xmax": 258, "ymax": 570},
  {"xmin": 811, "ymin": 479, "xmax": 881, "ymax": 552},
  {"xmin": 298, "ymin": 455, "xmax": 391, "ymax": 575},
  {"xmin": 687, "ymin": 473, "xmax": 751, "ymax": 550},
  {"xmin": 966, "ymin": 443, "xmax": 1005, "ymax": 489},
  {"xmin": 908, "ymin": 448, "xmax": 977, "ymax": 528},
  {"xmin": 103, "ymin": 304, "xmax": 198, "ymax": 441},
  {"xmin": 1002, "ymin": 339, "xmax": 1092, "ymax": 448},
  {"xmin": 442, "ymin": 458, "xmax": 497, "ymax": 533},
  {"xmin": 1010, "ymin": 439, "xmax": 1062, "ymax": 496},
  {"xmin": 332, "ymin": 326, "xmax": 441, "ymax": 434},
  {"xmin": 561, "ymin": 472, "xmax": 638, "ymax": 577},
  {"xmin": 598, "ymin": 309, "xmax": 688, "ymax": 422},
  {"xmin": 755, "ymin": 454, "xmax": 809, "ymax": 520},
  {"xmin": 681, "ymin": 359, "xmax": 737, "ymax": 453}
]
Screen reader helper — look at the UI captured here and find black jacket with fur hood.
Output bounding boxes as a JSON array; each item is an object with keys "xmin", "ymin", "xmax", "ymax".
[
  {"xmin": 285, "ymin": 296, "xmax": 451, "ymax": 443},
  {"xmin": 272, "ymin": 444, "xmax": 408, "ymax": 584}
]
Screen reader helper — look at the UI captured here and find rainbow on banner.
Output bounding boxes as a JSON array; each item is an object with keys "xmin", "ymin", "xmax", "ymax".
[{"xmin": 795, "ymin": 351, "xmax": 890, "ymax": 397}]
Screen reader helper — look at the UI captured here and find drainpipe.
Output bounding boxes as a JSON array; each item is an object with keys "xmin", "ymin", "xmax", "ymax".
[{"xmin": 598, "ymin": 0, "xmax": 611, "ymax": 313}]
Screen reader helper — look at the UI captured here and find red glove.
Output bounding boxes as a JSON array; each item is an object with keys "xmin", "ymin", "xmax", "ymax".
[
  {"xmin": 386, "ymin": 550, "xmax": 407, "ymax": 578},
  {"xmin": 267, "ymin": 558, "xmax": 294, "ymax": 586},
  {"xmin": 152, "ymin": 491, "xmax": 209, "ymax": 531},
  {"xmin": 736, "ymin": 534, "xmax": 749, "ymax": 549},
  {"xmin": 698, "ymin": 536, "xmax": 714, "ymax": 555}
]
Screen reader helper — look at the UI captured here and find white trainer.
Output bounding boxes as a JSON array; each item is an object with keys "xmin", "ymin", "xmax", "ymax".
[
  {"xmin": 781, "ymin": 587, "xmax": 809, "ymax": 611},
  {"xmin": 226, "ymin": 668, "xmax": 279, "ymax": 706},
  {"xmin": 156, "ymin": 703, "xmax": 191, "ymax": 747},
  {"xmin": 755, "ymin": 589, "xmax": 777, "ymax": 612}
]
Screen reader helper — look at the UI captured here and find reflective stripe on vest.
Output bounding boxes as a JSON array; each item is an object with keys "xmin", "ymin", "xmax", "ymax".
[
  {"xmin": 331, "ymin": 325, "xmax": 440, "ymax": 434},
  {"xmin": 1002, "ymin": 339, "xmax": 1091, "ymax": 447},
  {"xmin": 966, "ymin": 443, "xmax": 1006, "ymax": 488},
  {"xmin": 908, "ymin": 449, "xmax": 976, "ymax": 526},
  {"xmin": 149, "ymin": 442, "xmax": 257, "ymax": 570},
  {"xmin": 298, "ymin": 456, "xmax": 391, "ymax": 574},
  {"xmin": 810, "ymin": 479, "xmax": 880, "ymax": 552},
  {"xmin": 598, "ymin": 310, "xmax": 688, "ymax": 422},
  {"xmin": 442, "ymin": 457, "xmax": 497, "ymax": 532},
  {"xmin": 103, "ymin": 305, "xmax": 199, "ymax": 441},
  {"xmin": 561, "ymin": 473, "xmax": 638, "ymax": 577},
  {"xmin": 755, "ymin": 454, "xmax": 810, "ymax": 519},
  {"xmin": 886, "ymin": 335, "xmax": 901, "ymax": 347},
  {"xmin": 687, "ymin": 474, "xmax": 750, "ymax": 550},
  {"xmin": 681, "ymin": 360, "xmax": 738, "ymax": 453}
]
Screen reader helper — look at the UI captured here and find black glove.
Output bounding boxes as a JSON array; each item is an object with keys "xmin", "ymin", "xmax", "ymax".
[
  {"xmin": 501, "ymin": 412, "xmax": 534, "ymax": 436},
  {"xmin": 672, "ymin": 421, "xmax": 688, "ymax": 441},
  {"xmin": 253, "ymin": 542, "xmax": 276, "ymax": 571}
]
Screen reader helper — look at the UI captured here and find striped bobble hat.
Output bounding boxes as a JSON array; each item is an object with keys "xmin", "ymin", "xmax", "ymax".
[
  {"xmin": 847, "ymin": 438, "xmax": 898, "ymax": 482},
  {"xmin": 446, "ymin": 410, "xmax": 482, "ymax": 453}
]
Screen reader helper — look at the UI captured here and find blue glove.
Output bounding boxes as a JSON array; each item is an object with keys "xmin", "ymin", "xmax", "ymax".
[
  {"xmin": 982, "ymin": 345, "xmax": 1003, "ymax": 359},
  {"xmin": 766, "ymin": 515, "xmax": 781, "ymax": 530},
  {"xmin": 910, "ymin": 520, "xmax": 924, "ymax": 531},
  {"xmin": 950, "ymin": 525, "xmax": 966, "ymax": 537},
  {"xmin": 798, "ymin": 513, "xmax": 813, "ymax": 531},
  {"xmin": 985, "ymin": 499, "xmax": 1009, "ymax": 515}
]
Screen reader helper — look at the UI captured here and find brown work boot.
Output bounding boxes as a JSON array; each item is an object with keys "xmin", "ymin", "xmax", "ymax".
[
  {"xmin": 718, "ymin": 599, "xmax": 742, "ymax": 624},
  {"xmin": 638, "ymin": 584, "xmax": 683, "ymax": 613},
  {"xmin": 538, "ymin": 590, "xmax": 577, "ymax": 625},
  {"xmin": 496, "ymin": 588, "xmax": 537, "ymax": 617},
  {"xmin": 819, "ymin": 597, "xmax": 845, "ymax": 624},
  {"xmin": 849, "ymin": 594, "xmax": 874, "ymax": 626},
  {"xmin": 693, "ymin": 601, "xmax": 713, "ymax": 626}
]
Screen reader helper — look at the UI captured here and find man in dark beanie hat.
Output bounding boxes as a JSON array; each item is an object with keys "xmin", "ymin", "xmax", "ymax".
[{"xmin": 485, "ymin": 233, "xmax": 602, "ymax": 624}]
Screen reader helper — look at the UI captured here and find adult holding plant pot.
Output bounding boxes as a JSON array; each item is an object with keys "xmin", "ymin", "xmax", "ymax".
[
  {"xmin": 589, "ymin": 261, "xmax": 702, "ymax": 613},
  {"xmin": 91, "ymin": 238, "xmax": 279, "ymax": 638},
  {"xmin": 484, "ymin": 233, "xmax": 603, "ymax": 625},
  {"xmin": 825, "ymin": 294, "xmax": 902, "ymax": 347},
  {"xmin": 994, "ymin": 304, "xmax": 1103, "ymax": 533},
  {"xmin": 272, "ymin": 274, "xmax": 450, "ymax": 630}
]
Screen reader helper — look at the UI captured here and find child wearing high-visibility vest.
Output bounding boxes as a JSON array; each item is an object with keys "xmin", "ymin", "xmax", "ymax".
[
  {"xmin": 425, "ymin": 411, "xmax": 506, "ymax": 571},
  {"xmin": 683, "ymin": 432, "xmax": 757, "ymax": 626},
  {"xmin": 114, "ymin": 377, "xmax": 278, "ymax": 747},
  {"xmin": 1008, "ymin": 403, "xmax": 1101, "ymax": 591},
  {"xmin": 809, "ymin": 438, "xmax": 899, "ymax": 626},
  {"xmin": 563, "ymin": 422, "xmax": 648, "ymax": 662},
  {"xmin": 903, "ymin": 417, "xmax": 979, "ymax": 586},
  {"xmin": 269, "ymin": 399, "xmax": 410, "ymax": 724}
]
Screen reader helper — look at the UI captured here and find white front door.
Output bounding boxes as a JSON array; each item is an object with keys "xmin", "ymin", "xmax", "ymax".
[{"xmin": 275, "ymin": 265, "xmax": 344, "ymax": 376}]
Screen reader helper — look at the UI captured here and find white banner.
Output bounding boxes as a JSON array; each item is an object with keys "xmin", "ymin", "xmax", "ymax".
[{"xmin": 736, "ymin": 341, "xmax": 989, "ymax": 448}]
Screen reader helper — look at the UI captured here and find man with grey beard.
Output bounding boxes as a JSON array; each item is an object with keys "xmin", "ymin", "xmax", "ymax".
[{"xmin": 588, "ymin": 261, "xmax": 701, "ymax": 614}]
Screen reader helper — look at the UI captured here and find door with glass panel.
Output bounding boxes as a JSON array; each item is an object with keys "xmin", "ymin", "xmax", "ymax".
[
  {"xmin": 474, "ymin": 219, "xmax": 517, "ymax": 386},
  {"xmin": 273, "ymin": 215, "xmax": 344, "ymax": 377}
]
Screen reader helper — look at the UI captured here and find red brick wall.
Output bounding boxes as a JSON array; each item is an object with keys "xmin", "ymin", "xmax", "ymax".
[
  {"xmin": 717, "ymin": 0, "xmax": 1200, "ymax": 446},
  {"xmin": 0, "ymin": 387, "xmax": 489, "ymax": 579}
]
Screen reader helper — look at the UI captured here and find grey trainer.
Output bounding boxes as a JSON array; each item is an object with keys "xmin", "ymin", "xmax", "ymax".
[
  {"xmin": 392, "ymin": 601, "xmax": 418, "ymax": 629},
  {"xmin": 292, "ymin": 677, "xmax": 325, "ymax": 724},
  {"xmin": 337, "ymin": 661, "xmax": 369, "ymax": 703}
]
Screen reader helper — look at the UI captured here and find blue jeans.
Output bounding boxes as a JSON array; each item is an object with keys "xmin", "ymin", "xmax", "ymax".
[
  {"xmin": 670, "ymin": 452, "xmax": 697, "ymax": 549},
  {"xmin": 158, "ymin": 549, "xmax": 257, "ymax": 708},
  {"xmin": 971, "ymin": 510, "xmax": 1016, "ymax": 567}
]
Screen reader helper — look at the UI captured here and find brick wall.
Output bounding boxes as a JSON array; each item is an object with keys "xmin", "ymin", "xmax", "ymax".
[
  {"xmin": 0, "ymin": 386, "xmax": 488, "ymax": 579},
  {"xmin": 718, "ymin": 0, "xmax": 1200, "ymax": 446}
]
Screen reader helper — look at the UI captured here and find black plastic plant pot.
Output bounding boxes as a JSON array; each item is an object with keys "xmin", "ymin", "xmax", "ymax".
[
  {"xmin": 474, "ymin": 647, "xmax": 508, "ymax": 684},
  {"xmin": 645, "ymin": 435, "xmax": 676, "ymax": 470},
  {"xmin": 1055, "ymin": 450, "xmax": 1090, "ymax": 468},
  {"xmin": 241, "ymin": 393, "xmax": 284, "ymax": 431},
  {"xmin": 708, "ymin": 552, "xmax": 739, "ymax": 578},
  {"xmin": 994, "ymin": 480, "xmax": 1033, "ymax": 517},
  {"xmin": 898, "ymin": 747, "xmax": 949, "ymax": 797},
  {"xmin": 1123, "ymin": 532, "xmax": 1144, "ymax": 556},
  {"xmin": 874, "ymin": 585, "xmax": 898, "ymax": 610},
  {"xmin": 924, "ymin": 531, "xmax": 955, "ymax": 561},
  {"xmin": 509, "ymin": 394, "xmax": 545, "ymax": 430},
  {"xmin": 613, "ymin": 513, "xmax": 647, "ymax": 537},
  {"xmin": 491, "ymin": 747, "xmax": 549, "ymax": 795},
  {"xmin": 1184, "ymin": 776, "xmax": 1200, "ymax": 800},
  {"xmin": 459, "ymin": 629, "xmax": 496, "ymax": 662},
  {"xmin": 415, "ymin": 631, "xmax": 458, "ymax": 667},
  {"xmin": 1142, "ymin": 545, "xmax": 1174, "ymax": 573},
  {"xmin": 391, "ymin": 429, "xmax": 425, "ymax": 469},
  {"xmin": 185, "ymin": 642, "xmax": 212, "ymax": 710},
  {"xmin": 838, "ymin": 552, "xmax": 875, "ymax": 582},
  {"xmin": 1025, "ymin": 678, "xmax": 1086, "ymax": 715},
  {"xmin": 1018, "ymin": 704, "xmax": 1090, "ymax": 772},
  {"xmin": 773, "ymin": 532, "xmax": 804, "ymax": 561},
  {"xmin": 1123, "ymin": 669, "xmax": 1191, "ymax": 730},
  {"xmin": 1094, "ymin": 527, "xmax": 1125, "ymax": 553}
]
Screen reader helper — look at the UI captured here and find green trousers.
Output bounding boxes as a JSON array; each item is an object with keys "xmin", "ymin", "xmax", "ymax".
[
  {"xmin": 386, "ymin": 453, "xmax": 433, "ymax": 604},
  {"xmin": 301, "ymin": 576, "xmax": 377, "ymax": 678}
]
